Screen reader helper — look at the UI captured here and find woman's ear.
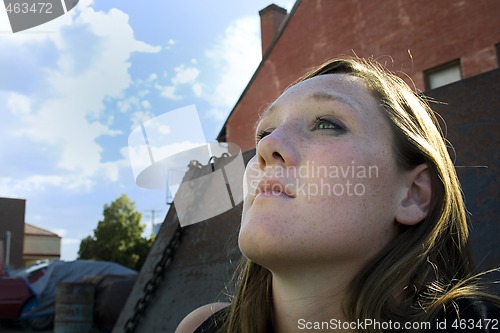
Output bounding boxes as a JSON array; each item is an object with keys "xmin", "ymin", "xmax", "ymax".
[{"xmin": 395, "ymin": 164, "xmax": 432, "ymax": 226}]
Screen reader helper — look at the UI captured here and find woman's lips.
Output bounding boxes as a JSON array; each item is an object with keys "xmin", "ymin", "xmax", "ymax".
[{"xmin": 255, "ymin": 178, "xmax": 296, "ymax": 199}]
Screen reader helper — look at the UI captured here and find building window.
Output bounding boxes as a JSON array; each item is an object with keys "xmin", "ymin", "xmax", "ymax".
[{"xmin": 424, "ymin": 60, "xmax": 462, "ymax": 90}]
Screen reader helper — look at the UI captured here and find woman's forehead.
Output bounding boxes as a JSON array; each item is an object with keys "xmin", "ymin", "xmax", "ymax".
[{"xmin": 259, "ymin": 74, "xmax": 375, "ymax": 121}]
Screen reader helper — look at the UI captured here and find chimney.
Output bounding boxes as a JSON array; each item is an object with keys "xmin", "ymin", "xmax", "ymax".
[{"xmin": 259, "ymin": 4, "xmax": 287, "ymax": 56}]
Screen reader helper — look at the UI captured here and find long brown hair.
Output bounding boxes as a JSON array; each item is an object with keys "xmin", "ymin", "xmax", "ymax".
[{"xmin": 221, "ymin": 57, "xmax": 498, "ymax": 332}]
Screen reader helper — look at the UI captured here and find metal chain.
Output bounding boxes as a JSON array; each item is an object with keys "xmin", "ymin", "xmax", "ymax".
[
  {"xmin": 121, "ymin": 156, "xmax": 230, "ymax": 333},
  {"xmin": 123, "ymin": 223, "xmax": 185, "ymax": 333}
]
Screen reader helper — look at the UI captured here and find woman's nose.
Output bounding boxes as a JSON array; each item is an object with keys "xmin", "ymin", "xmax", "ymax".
[{"xmin": 257, "ymin": 126, "xmax": 299, "ymax": 171}]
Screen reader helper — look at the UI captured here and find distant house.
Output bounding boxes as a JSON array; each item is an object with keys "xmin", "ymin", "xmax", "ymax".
[{"xmin": 23, "ymin": 223, "xmax": 61, "ymax": 265}]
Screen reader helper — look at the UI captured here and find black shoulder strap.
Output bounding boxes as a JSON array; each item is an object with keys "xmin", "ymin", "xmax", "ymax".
[{"xmin": 193, "ymin": 307, "xmax": 228, "ymax": 333}]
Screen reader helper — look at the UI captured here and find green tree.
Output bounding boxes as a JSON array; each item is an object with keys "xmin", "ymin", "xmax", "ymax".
[{"xmin": 78, "ymin": 194, "xmax": 153, "ymax": 270}]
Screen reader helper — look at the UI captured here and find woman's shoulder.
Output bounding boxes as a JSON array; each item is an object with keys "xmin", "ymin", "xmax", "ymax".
[{"xmin": 175, "ymin": 302, "xmax": 230, "ymax": 333}]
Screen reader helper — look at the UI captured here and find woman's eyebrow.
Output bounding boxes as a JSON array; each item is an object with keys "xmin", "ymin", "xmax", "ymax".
[
  {"xmin": 255, "ymin": 104, "xmax": 277, "ymax": 130},
  {"xmin": 309, "ymin": 91, "xmax": 361, "ymax": 113},
  {"xmin": 256, "ymin": 90, "xmax": 361, "ymax": 130},
  {"xmin": 259, "ymin": 104, "xmax": 277, "ymax": 120}
]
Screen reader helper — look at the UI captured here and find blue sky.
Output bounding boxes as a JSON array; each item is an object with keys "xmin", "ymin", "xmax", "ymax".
[{"xmin": 0, "ymin": 0, "xmax": 295, "ymax": 260}]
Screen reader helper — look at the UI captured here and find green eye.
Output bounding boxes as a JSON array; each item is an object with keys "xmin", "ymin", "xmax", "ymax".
[
  {"xmin": 317, "ymin": 120, "xmax": 337, "ymax": 129},
  {"xmin": 314, "ymin": 116, "xmax": 347, "ymax": 134}
]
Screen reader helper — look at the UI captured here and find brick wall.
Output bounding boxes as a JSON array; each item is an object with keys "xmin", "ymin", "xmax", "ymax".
[{"xmin": 223, "ymin": 0, "xmax": 500, "ymax": 151}]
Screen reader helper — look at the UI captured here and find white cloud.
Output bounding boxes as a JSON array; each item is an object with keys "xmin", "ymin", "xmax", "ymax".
[
  {"xmin": 141, "ymin": 100, "xmax": 152, "ymax": 109},
  {"xmin": 0, "ymin": 174, "xmax": 94, "ymax": 196},
  {"xmin": 204, "ymin": 16, "xmax": 261, "ymax": 120},
  {"xmin": 156, "ymin": 84, "xmax": 180, "ymax": 100},
  {"xmin": 118, "ymin": 96, "xmax": 140, "ymax": 113},
  {"xmin": 7, "ymin": 92, "xmax": 31, "ymax": 115},
  {"xmin": 172, "ymin": 65, "xmax": 200, "ymax": 85},
  {"xmin": 0, "ymin": 3, "xmax": 161, "ymax": 195},
  {"xmin": 155, "ymin": 65, "xmax": 201, "ymax": 100},
  {"xmin": 165, "ymin": 38, "xmax": 176, "ymax": 50},
  {"xmin": 192, "ymin": 83, "xmax": 203, "ymax": 97},
  {"xmin": 155, "ymin": 16, "xmax": 261, "ymax": 113},
  {"xmin": 130, "ymin": 110, "xmax": 155, "ymax": 131}
]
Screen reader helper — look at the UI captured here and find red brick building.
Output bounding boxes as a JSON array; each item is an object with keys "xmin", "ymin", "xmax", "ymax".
[{"xmin": 218, "ymin": 0, "xmax": 500, "ymax": 151}]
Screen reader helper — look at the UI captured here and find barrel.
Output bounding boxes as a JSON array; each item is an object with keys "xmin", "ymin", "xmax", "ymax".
[{"xmin": 55, "ymin": 282, "xmax": 95, "ymax": 333}]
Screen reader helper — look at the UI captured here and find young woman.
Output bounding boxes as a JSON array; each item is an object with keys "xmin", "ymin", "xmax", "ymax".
[{"xmin": 176, "ymin": 57, "xmax": 500, "ymax": 332}]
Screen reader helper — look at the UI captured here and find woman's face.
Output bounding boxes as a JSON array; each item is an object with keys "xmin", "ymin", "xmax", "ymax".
[{"xmin": 239, "ymin": 74, "xmax": 410, "ymax": 271}]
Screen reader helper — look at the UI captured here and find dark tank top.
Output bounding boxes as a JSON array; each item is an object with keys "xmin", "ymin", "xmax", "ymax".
[
  {"xmin": 193, "ymin": 307, "xmax": 228, "ymax": 333},
  {"xmin": 193, "ymin": 298, "xmax": 500, "ymax": 332}
]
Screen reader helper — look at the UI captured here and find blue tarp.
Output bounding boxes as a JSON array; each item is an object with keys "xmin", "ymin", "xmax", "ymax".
[{"xmin": 21, "ymin": 260, "xmax": 136, "ymax": 319}]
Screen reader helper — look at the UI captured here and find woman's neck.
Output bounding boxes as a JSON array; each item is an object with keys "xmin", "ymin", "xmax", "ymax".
[{"xmin": 271, "ymin": 266, "xmax": 356, "ymax": 333}]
